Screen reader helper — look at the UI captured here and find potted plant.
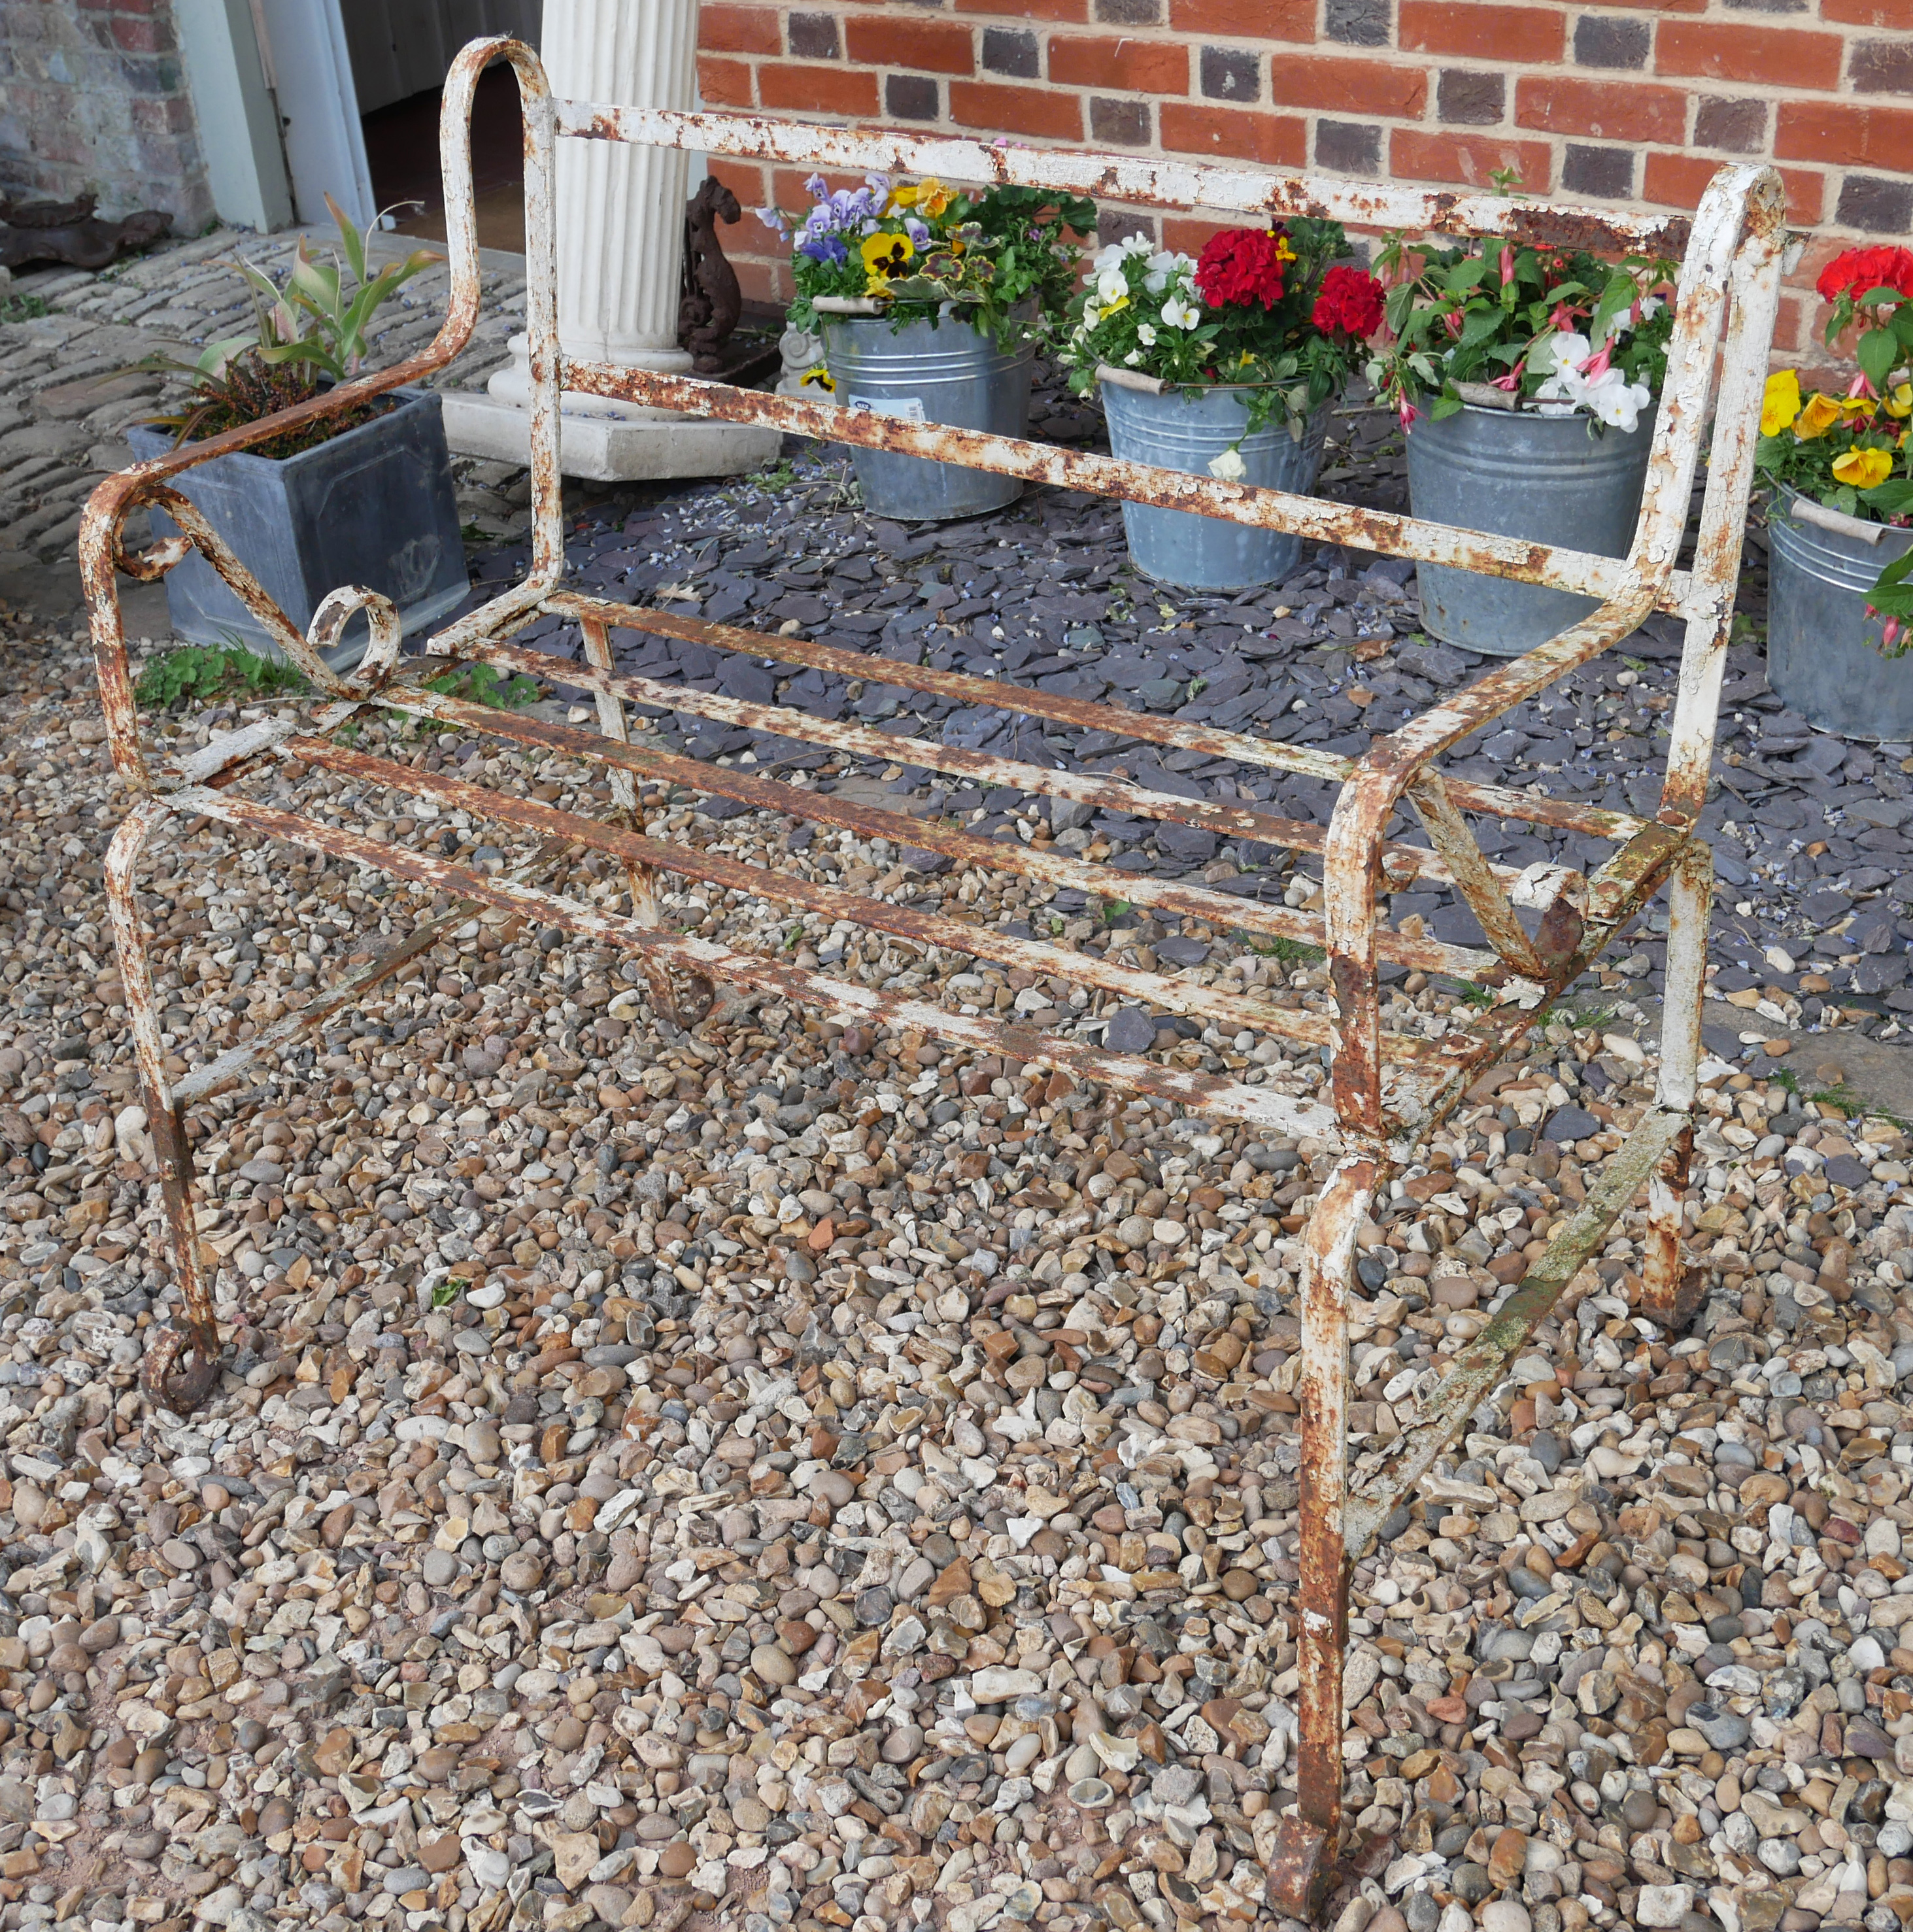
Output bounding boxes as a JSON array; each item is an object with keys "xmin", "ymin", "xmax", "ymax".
[
  {"xmin": 758, "ymin": 175, "xmax": 1093, "ymax": 521},
  {"xmin": 1058, "ymin": 222, "xmax": 1383, "ymax": 591},
  {"xmin": 1755, "ymin": 246, "xmax": 1913, "ymax": 739},
  {"xmin": 1367, "ymin": 216, "xmax": 1678, "ymax": 656},
  {"xmin": 127, "ymin": 199, "xmax": 469, "ymax": 669}
]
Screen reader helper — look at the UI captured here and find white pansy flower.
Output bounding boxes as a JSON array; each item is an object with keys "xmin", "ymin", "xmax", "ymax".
[
  {"xmin": 1126, "ymin": 349, "xmax": 1144, "ymax": 365},
  {"xmin": 1162, "ymin": 295, "xmax": 1200, "ymax": 330},
  {"xmin": 1208, "ymin": 447, "xmax": 1247, "ymax": 483},
  {"xmin": 1121, "ymin": 233, "xmax": 1155, "ymax": 256},
  {"xmin": 1096, "ymin": 267, "xmax": 1129, "ymax": 305},
  {"xmin": 1534, "ymin": 330, "xmax": 1652, "ymax": 432},
  {"xmin": 1092, "ymin": 243, "xmax": 1126, "ymax": 272},
  {"xmin": 1582, "ymin": 370, "xmax": 1651, "ymax": 432},
  {"xmin": 1136, "ymin": 322, "xmax": 1158, "ymax": 346},
  {"xmin": 1529, "ymin": 330, "xmax": 1587, "ymax": 380},
  {"xmin": 1146, "ymin": 252, "xmax": 1196, "ymax": 296}
]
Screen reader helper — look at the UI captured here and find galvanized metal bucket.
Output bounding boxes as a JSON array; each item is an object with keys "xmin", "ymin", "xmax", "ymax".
[
  {"xmin": 1766, "ymin": 486, "xmax": 1913, "ymax": 741},
  {"xmin": 820, "ymin": 313, "xmax": 1033, "ymax": 521},
  {"xmin": 1101, "ymin": 383, "xmax": 1330, "ymax": 591},
  {"xmin": 1406, "ymin": 403, "xmax": 1655, "ymax": 656}
]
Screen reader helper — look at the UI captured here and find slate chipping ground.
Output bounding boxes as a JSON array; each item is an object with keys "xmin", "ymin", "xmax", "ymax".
[{"xmin": 2, "ymin": 229, "xmax": 1913, "ymax": 1932}]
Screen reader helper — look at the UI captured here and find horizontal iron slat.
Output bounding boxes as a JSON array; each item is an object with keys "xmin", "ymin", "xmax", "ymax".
[
  {"xmin": 474, "ymin": 635, "xmax": 1525, "ymax": 896},
  {"xmin": 556, "ymin": 594, "xmax": 1651, "ymax": 844},
  {"xmin": 558, "ymin": 360, "xmax": 1704, "ymax": 625},
  {"xmin": 337, "ymin": 677, "xmax": 1504, "ymax": 979},
  {"xmin": 555, "ymin": 102, "xmax": 1695, "ymax": 256},
  {"xmin": 173, "ymin": 784, "xmax": 1345, "ymax": 1140},
  {"xmin": 282, "ymin": 728, "xmax": 1463, "ymax": 1063}
]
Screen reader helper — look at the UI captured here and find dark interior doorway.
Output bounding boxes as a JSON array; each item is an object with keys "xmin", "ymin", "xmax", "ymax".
[{"xmin": 360, "ymin": 64, "xmax": 527, "ymax": 253}]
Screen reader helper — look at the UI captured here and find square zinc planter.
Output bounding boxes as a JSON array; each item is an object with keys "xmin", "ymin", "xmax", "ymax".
[{"xmin": 124, "ymin": 386, "xmax": 469, "ymax": 666}]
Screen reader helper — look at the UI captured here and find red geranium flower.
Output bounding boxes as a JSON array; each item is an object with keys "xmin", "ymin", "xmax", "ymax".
[
  {"xmin": 1312, "ymin": 264, "xmax": 1386, "ymax": 337},
  {"xmin": 1196, "ymin": 227, "xmax": 1291, "ymax": 310},
  {"xmin": 1818, "ymin": 246, "xmax": 1913, "ymax": 305}
]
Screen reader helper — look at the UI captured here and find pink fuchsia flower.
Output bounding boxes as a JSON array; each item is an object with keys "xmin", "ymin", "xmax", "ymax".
[
  {"xmin": 1499, "ymin": 246, "xmax": 1516, "ymax": 286},
  {"xmin": 1490, "ymin": 365, "xmax": 1523, "ymax": 392},
  {"xmin": 1549, "ymin": 301, "xmax": 1578, "ymax": 333},
  {"xmin": 1575, "ymin": 341, "xmax": 1615, "ymax": 380},
  {"xmin": 1398, "ymin": 396, "xmax": 1421, "ymax": 429},
  {"xmin": 1850, "ymin": 371, "xmax": 1878, "ymax": 399},
  {"xmin": 1442, "ymin": 309, "xmax": 1464, "ymax": 338}
]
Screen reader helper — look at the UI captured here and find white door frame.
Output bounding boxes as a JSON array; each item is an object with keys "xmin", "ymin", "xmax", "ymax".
[{"xmin": 252, "ymin": 0, "xmax": 379, "ymax": 231}]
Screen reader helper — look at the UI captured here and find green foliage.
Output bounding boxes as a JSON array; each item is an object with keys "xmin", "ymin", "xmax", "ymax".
[
  {"xmin": 134, "ymin": 643, "xmax": 306, "ymax": 710},
  {"xmin": 0, "ymin": 294, "xmax": 51, "ymax": 324},
  {"xmin": 1365, "ymin": 227, "xmax": 1678, "ymax": 423},
  {"xmin": 392, "ymin": 660, "xmax": 541, "ymax": 734},
  {"xmin": 424, "ymin": 662, "xmax": 539, "ymax": 709},
  {"xmin": 1869, "ymin": 545, "xmax": 1913, "ymax": 649},
  {"xmin": 1245, "ymin": 934, "xmax": 1327, "ymax": 965},
  {"xmin": 139, "ymin": 196, "xmax": 441, "ymax": 454},
  {"xmin": 430, "ymin": 1276, "xmax": 464, "ymax": 1308}
]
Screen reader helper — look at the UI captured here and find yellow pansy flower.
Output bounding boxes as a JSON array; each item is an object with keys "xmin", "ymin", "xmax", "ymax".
[
  {"xmin": 1886, "ymin": 382, "xmax": 1913, "ymax": 420},
  {"xmin": 861, "ymin": 231, "xmax": 914, "ymax": 292},
  {"xmin": 1833, "ymin": 447, "xmax": 1893, "ymax": 489},
  {"xmin": 914, "ymin": 178, "xmax": 953, "ymax": 218},
  {"xmin": 1794, "ymin": 392, "xmax": 1843, "ymax": 441},
  {"xmin": 1761, "ymin": 370, "xmax": 1801, "ymax": 435}
]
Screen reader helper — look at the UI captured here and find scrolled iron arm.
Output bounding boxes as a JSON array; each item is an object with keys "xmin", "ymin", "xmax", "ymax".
[
  {"xmin": 1315, "ymin": 158, "xmax": 1784, "ymax": 1148},
  {"xmin": 74, "ymin": 31, "xmax": 533, "ymax": 792}
]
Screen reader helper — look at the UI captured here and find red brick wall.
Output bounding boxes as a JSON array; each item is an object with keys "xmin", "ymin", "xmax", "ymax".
[
  {"xmin": 700, "ymin": 0, "xmax": 1913, "ymax": 369},
  {"xmin": 0, "ymin": 0, "xmax": 212, "ymax": 230}
]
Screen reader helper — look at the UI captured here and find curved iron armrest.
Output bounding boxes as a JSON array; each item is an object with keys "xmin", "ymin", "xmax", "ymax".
[
  {"xmin": 1316, "ymin": 156, "xmax": 1788, "ymax": 1149},
  {"xmin": 74, "ymin": 32, "xmax": 556, "ymax": 796}
]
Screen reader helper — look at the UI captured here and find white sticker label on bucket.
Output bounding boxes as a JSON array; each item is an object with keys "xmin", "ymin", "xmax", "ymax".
[{"xmin": 844, "ymin": 393, "xmax": 926, "ymax": 421}]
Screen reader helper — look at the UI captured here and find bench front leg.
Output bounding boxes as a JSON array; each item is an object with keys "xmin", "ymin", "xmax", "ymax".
[{"xmin": 1269, "ymin": 1153, "xmax": 1376, "ymax": 1918}]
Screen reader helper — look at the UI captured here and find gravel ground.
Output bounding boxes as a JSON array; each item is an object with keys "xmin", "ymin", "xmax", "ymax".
[{"xmin": 2, "ymin": 552, "xmax": 1913, "ymax": 1932}]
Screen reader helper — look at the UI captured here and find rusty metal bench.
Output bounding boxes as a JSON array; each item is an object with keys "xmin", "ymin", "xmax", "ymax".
[{"xmin": 80, "ymin": 34, "xmax": 1785, "ymax": 1918}]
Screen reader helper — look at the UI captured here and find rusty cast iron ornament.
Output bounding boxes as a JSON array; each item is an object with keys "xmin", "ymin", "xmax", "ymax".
[{"xmin": 78, "ymin": 35, "xmax": 1786, "ymax": 1918}]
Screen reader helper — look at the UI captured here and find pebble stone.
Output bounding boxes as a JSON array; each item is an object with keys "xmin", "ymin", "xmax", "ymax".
[{"xmin": 0, "ymin": 227, "xmax": 1908, "ymax": 1932}]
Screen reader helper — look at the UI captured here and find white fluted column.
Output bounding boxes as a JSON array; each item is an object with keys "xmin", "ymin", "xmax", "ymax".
[
  {"xmin": 547, "ymin": 0, "xmax": 694, "ymax": 369},
  {"xmin": 443, "ymin": 0, "xmax": 780, "ymax": 480}
]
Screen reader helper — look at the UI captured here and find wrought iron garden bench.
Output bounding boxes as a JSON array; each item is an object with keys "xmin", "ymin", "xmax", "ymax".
[{"xmin": 80, "ymin": 34, "xmax": 1785, "ymax": 1918}]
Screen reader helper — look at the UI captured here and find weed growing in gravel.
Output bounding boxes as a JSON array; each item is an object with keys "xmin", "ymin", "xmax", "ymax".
[
  {"xmin": 134, "ymin": 642, "xmax": 306, "ymax": 709},
  {"xmin": 392, "ymin": 660, "xmax": 540, "ymax": 734},
  {"xmin": 1773, "ymin": 1066, "xmax": 1909, "ymax": 1132},
  {"xmin": 1245, "ymin": 933, "xmax": 1327, "ymax": 965},
  {"xmin": 0, "ymin": 294, "xmax": 51, "ymax": 324}
]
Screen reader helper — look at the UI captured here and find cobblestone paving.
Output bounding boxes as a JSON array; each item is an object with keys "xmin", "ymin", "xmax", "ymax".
[{"xmin": 1, "ymin": 228, "xmax": 530, "ymax": 572}]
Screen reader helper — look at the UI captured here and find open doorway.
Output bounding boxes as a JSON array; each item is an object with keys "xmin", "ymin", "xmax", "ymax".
[{"xmin": 345, "ymin": 1, "xmax": 541, "ymax": 252}]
